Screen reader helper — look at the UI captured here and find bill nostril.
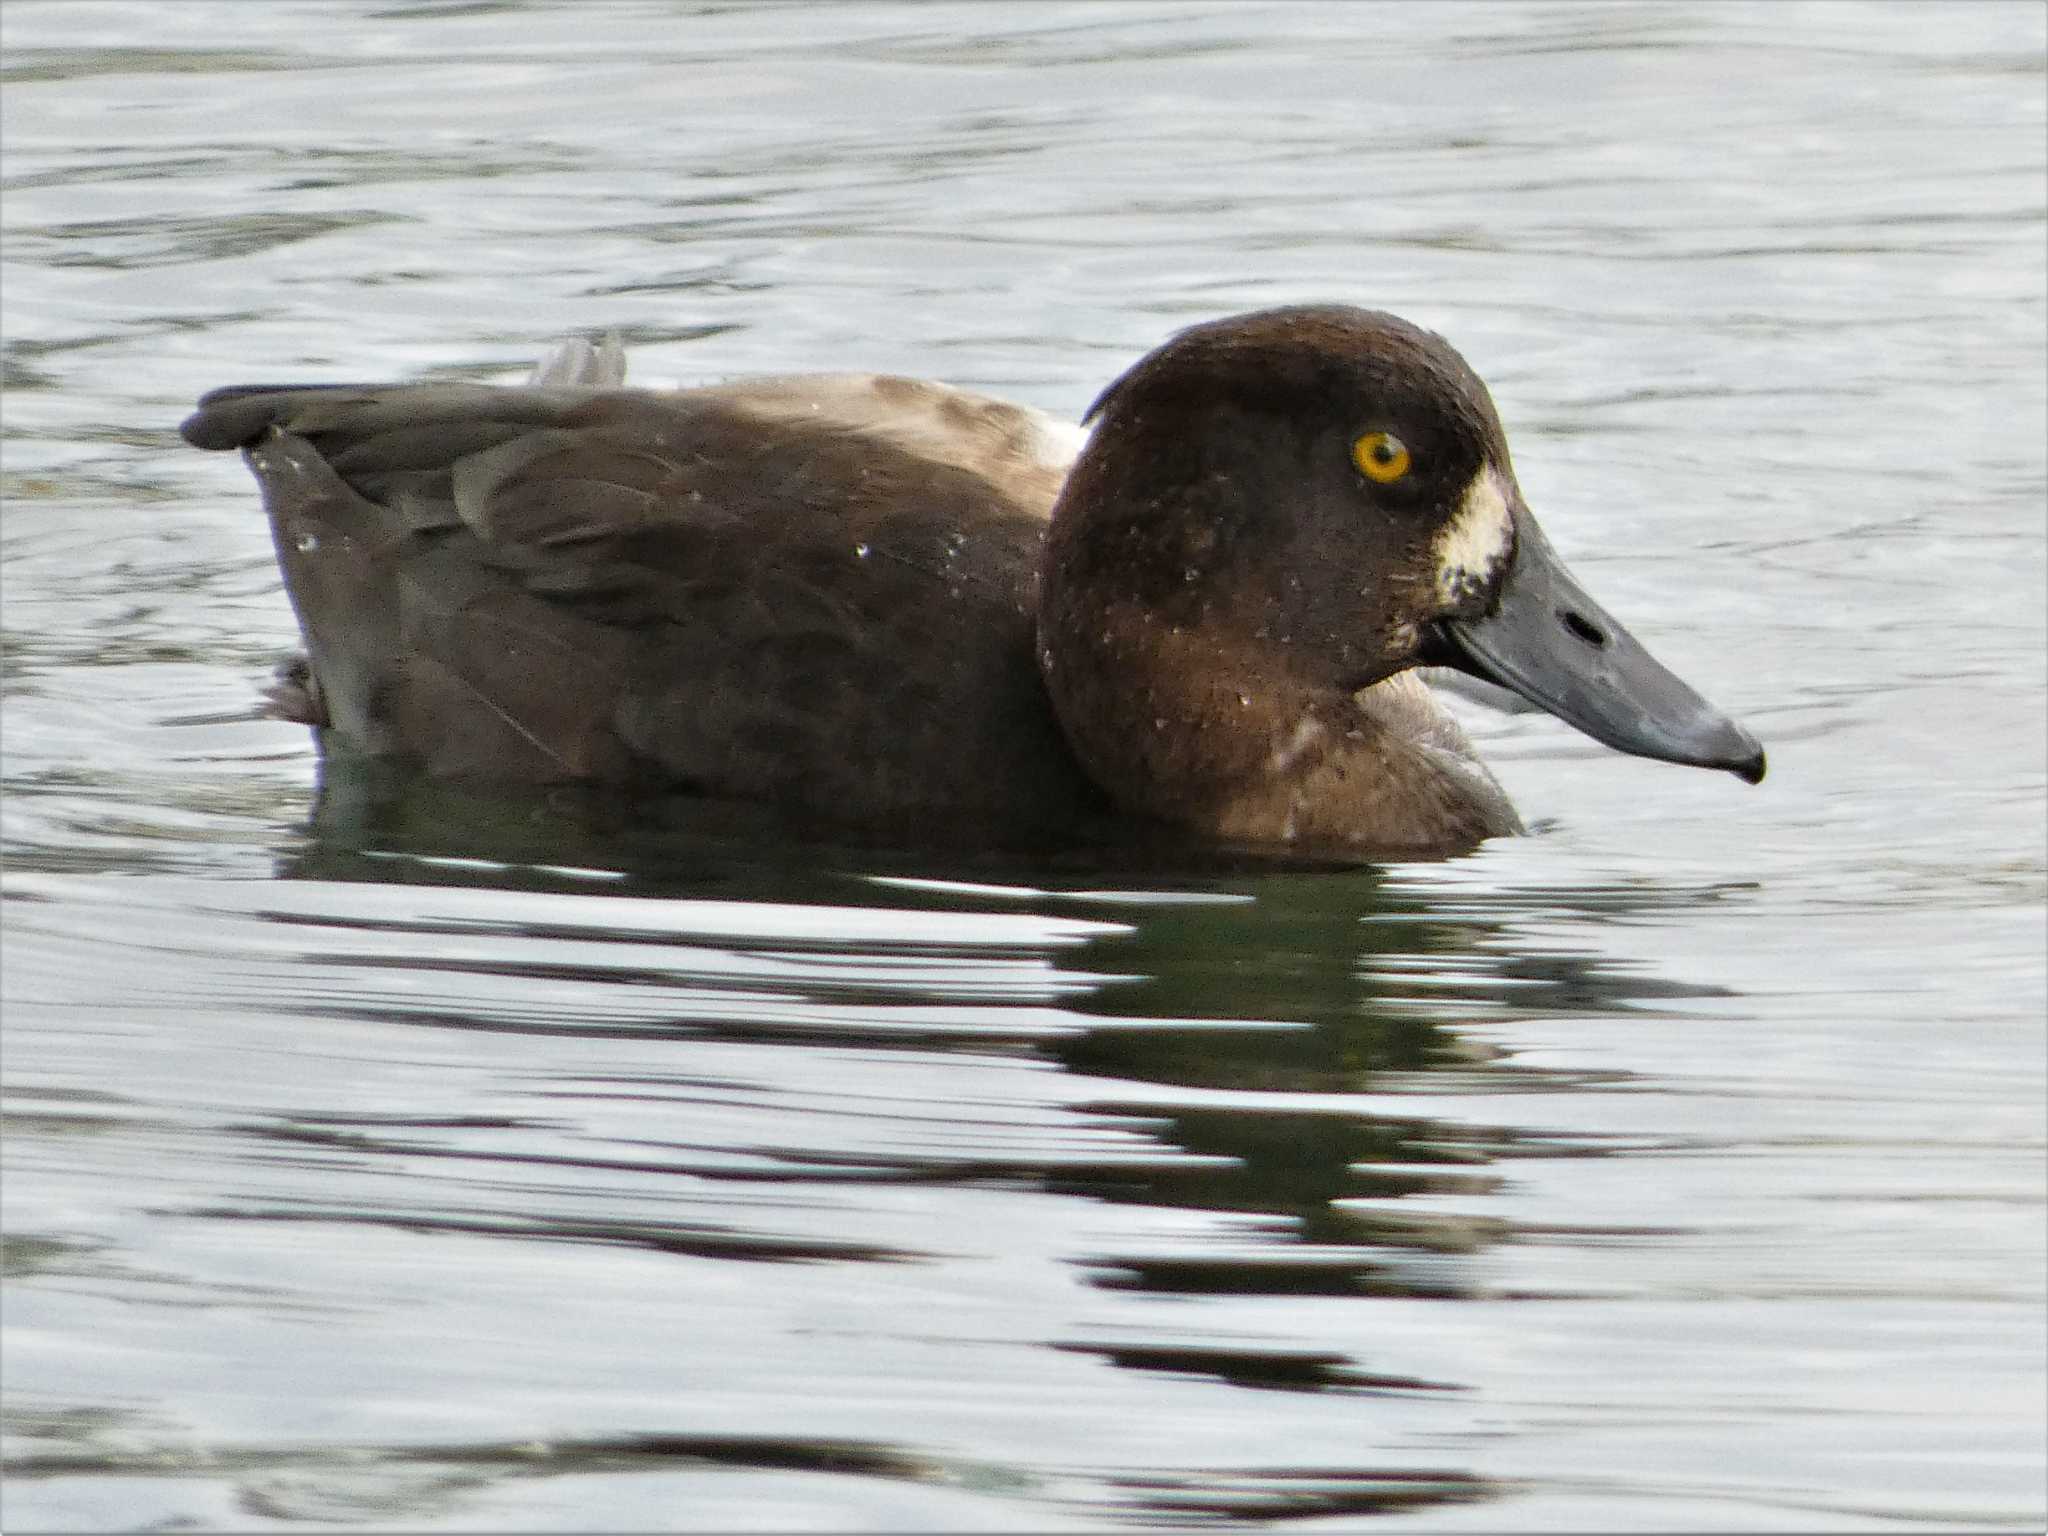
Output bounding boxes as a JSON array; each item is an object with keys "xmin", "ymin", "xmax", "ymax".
[{"xmin": 1560, "ymin": 608, "xmax": 1608, "ymax": 648}]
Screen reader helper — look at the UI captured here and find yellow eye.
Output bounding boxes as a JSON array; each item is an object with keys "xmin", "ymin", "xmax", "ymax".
[{"xmin": 1352, "ymin": 431, "xmax": 1411, "ymax": 484}]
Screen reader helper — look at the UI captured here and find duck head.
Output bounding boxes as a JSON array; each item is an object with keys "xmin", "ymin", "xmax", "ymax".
[{"xmin": 1038, "ymin": 305, "xmax": 1764, "ymax": 817}]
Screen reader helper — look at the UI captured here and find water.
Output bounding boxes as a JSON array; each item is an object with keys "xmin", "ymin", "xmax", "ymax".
[{"xmin": 3, "ymin": 1, "xmax": 2044, "ymax": 1529}]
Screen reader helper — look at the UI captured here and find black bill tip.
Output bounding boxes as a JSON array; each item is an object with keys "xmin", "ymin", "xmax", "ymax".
[{"xmin": 1657, "ymin": 697, "xmax": 1766, "ymax": 784}]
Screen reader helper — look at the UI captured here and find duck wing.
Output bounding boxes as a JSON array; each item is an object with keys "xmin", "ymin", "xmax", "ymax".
[{"xmin": 181, "ymin": 372, "xmax": 1099, "ymax": 821}]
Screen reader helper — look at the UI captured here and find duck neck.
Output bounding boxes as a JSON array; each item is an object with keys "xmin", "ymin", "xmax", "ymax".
[{"xmin": 1035, "ymin": 591, "xmax": 1509, "ymax": 850}]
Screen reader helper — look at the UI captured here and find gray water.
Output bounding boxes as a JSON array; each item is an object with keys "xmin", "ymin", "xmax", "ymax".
[{"xmin": 3, "ymin": 2, "xmax": 2044, "ymax": 1530}]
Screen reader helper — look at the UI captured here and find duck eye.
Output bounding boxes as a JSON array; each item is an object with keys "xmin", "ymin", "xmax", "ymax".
[{"xmin": 1352, "ymin": 431, "xmax": 1411, "ymax": 484}]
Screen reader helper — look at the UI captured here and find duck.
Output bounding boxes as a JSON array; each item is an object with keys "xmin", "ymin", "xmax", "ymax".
[{"xmin": 179, "ymin": 305, "xmax": 1764, "ymax": 856}]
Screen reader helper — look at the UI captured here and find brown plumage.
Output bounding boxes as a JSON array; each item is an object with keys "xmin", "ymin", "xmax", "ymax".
[{"xmin": 181, "ymin": 305, "xmax": 1763, "ymax": 855}]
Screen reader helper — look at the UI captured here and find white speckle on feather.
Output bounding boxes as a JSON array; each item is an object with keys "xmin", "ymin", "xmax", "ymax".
[
  {"xmin": 1267, "ymin": 716, "xmax": 1326, "ymax": 774},
  {"xmin": 1282, "ymin": 790, "xmax": 1310, "ymax": 842},
  {"xmin": 1033, "ymin": 415, "xmax": 1092, "ymax": 469}
]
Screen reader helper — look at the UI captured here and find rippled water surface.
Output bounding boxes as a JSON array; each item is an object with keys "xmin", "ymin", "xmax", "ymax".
[{"xmin": 4, "ymin": 2, "xmax": 2045, "ymax": 1530}]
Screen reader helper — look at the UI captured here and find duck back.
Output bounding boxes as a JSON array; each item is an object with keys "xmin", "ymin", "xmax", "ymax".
[{"xmin": 181, "ymin": 375, "xmax": 1107, "ymax": 829}]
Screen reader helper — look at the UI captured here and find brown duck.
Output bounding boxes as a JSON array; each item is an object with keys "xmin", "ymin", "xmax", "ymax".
[{"xmin": 180, "ymin": 306, "xmax": 1764, "ymax": 855}]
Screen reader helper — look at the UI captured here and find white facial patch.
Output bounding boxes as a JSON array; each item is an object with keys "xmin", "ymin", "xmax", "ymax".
[{"xmin": 1434, "ymin": 465, "xmax": 1516, "ymax": 606}]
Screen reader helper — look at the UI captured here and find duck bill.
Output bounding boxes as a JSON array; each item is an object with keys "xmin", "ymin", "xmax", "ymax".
[{"xmin": 1442, "ymin": 511, "xmax": 1766, "ymax": 784}]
